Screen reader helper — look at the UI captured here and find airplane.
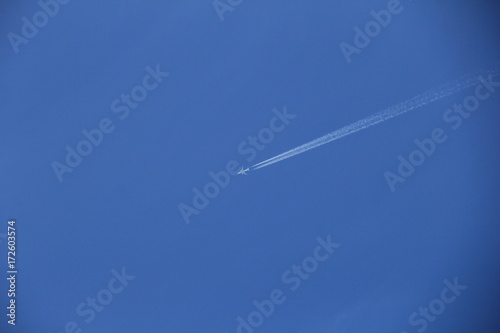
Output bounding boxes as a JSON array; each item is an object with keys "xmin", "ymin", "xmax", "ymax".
[{"xmin": 237, "ymin": 167, "xmax": 250, "ymax": 175}]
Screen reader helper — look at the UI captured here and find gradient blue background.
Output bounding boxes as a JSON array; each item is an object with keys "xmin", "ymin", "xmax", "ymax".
[{"xmin": 1, "ymin": 0, "xmax": 500, "ymax": 332}]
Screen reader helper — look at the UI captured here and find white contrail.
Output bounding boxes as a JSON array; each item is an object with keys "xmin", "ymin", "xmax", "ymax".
[{"xmin": 251, "ymin": 67, "xmax": 500, "ymax": 171}]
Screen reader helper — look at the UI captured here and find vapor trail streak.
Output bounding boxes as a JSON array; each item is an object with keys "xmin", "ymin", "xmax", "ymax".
[{"xmin": 251, "ymin": 67, "xmax": 500, "ymax": 170}]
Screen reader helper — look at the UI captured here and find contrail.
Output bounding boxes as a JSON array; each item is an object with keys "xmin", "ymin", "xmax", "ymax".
[{"xmin": 251, "ymin": 66, "xmax": 500, "ymax": 171}]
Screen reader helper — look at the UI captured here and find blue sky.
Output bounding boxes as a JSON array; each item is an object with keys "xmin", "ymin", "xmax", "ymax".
[{"xmin": 1, "ymin": 0, "xmax": 500, "ymax": 332}]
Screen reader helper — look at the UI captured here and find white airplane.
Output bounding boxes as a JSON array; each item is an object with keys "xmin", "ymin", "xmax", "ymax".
[{"xmin": 237, "ymin": 167, "xmax": 250, "ymax": 175}]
